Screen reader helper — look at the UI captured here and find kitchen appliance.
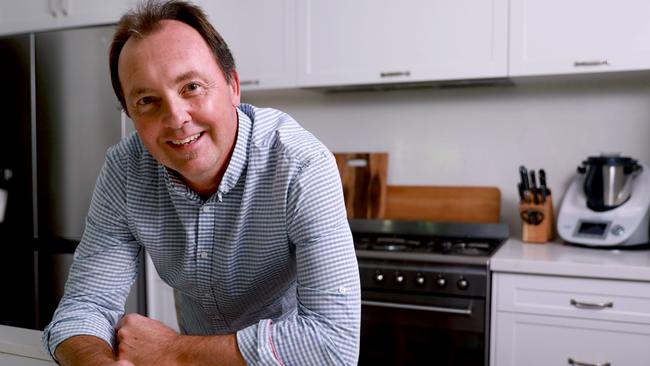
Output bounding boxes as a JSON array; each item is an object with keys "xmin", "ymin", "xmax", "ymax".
[
  {"xmin": 0, "ymin": 26, "xmax": 145, "ymax": 330},
  {"xmin": 557, "ymin": 154, "xmax": 650, "ymax": 247},
  {"xmin": 351, "ymin": 218, "xmax": 509, "ymax": 366}
]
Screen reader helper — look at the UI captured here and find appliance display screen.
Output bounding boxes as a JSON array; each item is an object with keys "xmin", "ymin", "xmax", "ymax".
[{"xmin": 576, "ymin": 221, "xmax": 609, "ymax": 238}]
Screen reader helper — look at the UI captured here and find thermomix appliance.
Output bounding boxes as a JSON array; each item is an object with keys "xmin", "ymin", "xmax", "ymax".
[{"xmin": 557, "ymin": 154, "xmax": 650, "ymax": 247}]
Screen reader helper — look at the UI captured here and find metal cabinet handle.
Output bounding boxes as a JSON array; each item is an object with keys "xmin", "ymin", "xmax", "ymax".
[
  {"xmin": 361, "ymin": 300, "xmax": 472, "ymax": 315},
  {"xmin": 380, "ymin": 70, "xmax": 411, "ymax": 78},
  {"xmin": 49, "ymin": 0, "xmax": 58, "ymax": 17},
  {"xmin": 573, "ymin": 60, "xmax": 610, "ymax": 67},
  {"xmin": 240, "ymin": 79, "xmax": 260, "ymax": 86},
  {"xmin": 568, "ymin": 357, "xmax": 610, "ymax": 366},
  {"xmin": 59, "ymin": 0, "xmax": 70, "ymax": 16},
  {"xmin": 570, "ymin": 299, "xmax": 613, "ymax": 310}
]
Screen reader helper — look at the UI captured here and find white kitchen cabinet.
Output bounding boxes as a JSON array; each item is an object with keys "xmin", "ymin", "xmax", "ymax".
[
  {"xmin": 490, "ymin": 272, "xmax": 650, "ymax": 366},
  {"xmin": 203, "ymin": 0, "xmax": 297, "ymax": 90},
  {"xmin": 0, "ymin": 0, "xmax": 136, "ymax": 35},
  {"xmin": 510, "ymin": 0, "xmax": 650, "ymax": 77},
  {"xmin": 0, "ymin": 353, "xmax": 56, "ymax": 365},
  {"xmin": 296, "ymin": 0, "xmax": 508, "ymax": 88},
  {"xmin": 0, "ymin": 325, "xmax": 56, "ymax": 365},
  {"xmin": 145, "ymin": 253, "xmax": 179, "ymax": 332}
]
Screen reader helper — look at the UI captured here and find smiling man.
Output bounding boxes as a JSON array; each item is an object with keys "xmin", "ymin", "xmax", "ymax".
[{"xmin": 41, "ymin": 1, "xmax": 360, "ymax": 365}]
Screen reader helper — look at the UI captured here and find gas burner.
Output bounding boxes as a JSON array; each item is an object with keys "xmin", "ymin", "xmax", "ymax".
[
  {"xmin": 356, "ymin": 236, "xmax": 425, "ymax": 252},
  {"xmin": 434, "ymin": 240, "xmax": 494, "ymax": 256},
  {"xmin": 354, "ymin": 235, "xmax": 501, "ymax": 257},
  {"xmin": 350, "ymin": 219, "xmax": 509, "ymax": 261}
]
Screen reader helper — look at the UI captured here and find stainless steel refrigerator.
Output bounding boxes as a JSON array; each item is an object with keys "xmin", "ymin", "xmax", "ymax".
[{"xmin": 0, "ymin": 25, "xmax": 145, "ymax": 330}]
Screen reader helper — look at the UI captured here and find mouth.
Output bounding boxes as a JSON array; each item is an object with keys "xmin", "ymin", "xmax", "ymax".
[{"xmin": 169, "ymin": 132, "xmax": 203, "ymax": 147}]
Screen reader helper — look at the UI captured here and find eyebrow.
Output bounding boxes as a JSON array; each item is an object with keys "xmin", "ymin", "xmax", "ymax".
[
  {"xmin": 128, "ymin": 71, "xmax": 205, "ymax": 98},
  {"xmin": 174, "ymin": 70, "xmax": 203, "ymax": 84}
]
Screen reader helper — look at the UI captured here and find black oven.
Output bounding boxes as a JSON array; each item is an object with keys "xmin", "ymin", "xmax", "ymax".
[{"xmin": 350, "ymin": 219, "xmax": 508, "ymax": 366}]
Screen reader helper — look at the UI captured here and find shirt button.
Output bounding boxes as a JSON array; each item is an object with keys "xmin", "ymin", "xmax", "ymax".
[
  {"xmin": 338, "ymin": 286, "xmax": 347, "ymax": 294},
  {"xmin": 201, "ymin": 206, "xmax": 210, "ymax": 213},
  {"xmin": 200, "ymin": 252, "xmax": 208, "ymax": 259}
]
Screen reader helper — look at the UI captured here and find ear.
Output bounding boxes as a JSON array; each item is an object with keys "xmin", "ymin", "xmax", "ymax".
[{"xmin": 228, "ymin": 70, "xmax": 241, "ymax": 107}]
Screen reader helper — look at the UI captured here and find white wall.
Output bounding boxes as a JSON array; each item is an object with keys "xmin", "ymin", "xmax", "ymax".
[{"xmin": 242, "ymin": 77, "xmax": 650, "ymax": 237}]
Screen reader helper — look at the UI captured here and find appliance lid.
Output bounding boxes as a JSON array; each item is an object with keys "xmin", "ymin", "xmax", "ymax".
[{"xmin": 581, "ymin": 154, "xmax": 641, "ymax": 170}]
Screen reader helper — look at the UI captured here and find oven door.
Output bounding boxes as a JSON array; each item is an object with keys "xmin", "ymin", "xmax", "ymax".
[{"xmin": 359, "ymin": 290, "xmax": 486, "ymax": 366}]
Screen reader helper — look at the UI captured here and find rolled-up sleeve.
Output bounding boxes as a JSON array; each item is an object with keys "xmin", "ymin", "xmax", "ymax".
[
  {"xmin": 42, "ymin": 147, "xmax": 140, "ymax": 358},
  {"xmin": 236, "ymin": 150, "xmax": 361, "ymax": 365}
]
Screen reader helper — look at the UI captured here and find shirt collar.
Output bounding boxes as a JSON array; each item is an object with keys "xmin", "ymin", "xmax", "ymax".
[{"xmin": 218, "ymin": 104, "xmax": 253, "ymax": 196}]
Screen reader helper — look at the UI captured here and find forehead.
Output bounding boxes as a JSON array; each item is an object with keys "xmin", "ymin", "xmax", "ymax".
[{"xmin": 117, "ymin": 20, "xmax": 219, "ymax": 90}]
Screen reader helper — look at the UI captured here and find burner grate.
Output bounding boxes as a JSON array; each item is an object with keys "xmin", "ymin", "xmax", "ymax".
[{"xmin": 354, "ymin": 234, "xmax": 500, "ymax": 257}]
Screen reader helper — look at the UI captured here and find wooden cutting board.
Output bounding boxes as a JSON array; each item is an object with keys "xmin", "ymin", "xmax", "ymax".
[
  {"xmin": 384, "ymin": 185, "xmax": 501, "ymax": 223},
  {"xmin": 334, "ymin": 153, "xmax": 388, "ymax": 219}
]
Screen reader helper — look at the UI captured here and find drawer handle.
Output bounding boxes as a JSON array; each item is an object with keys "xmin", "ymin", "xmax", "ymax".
[
  {"xmin": 573, "ymin": 60, "xmax": 610, "ymax": 67},
  {"xmin": 570, "ymin": 299, "xmax": 613, "ymax": 310},
  {"xmin": 240, "ymin": 79, "xmax": 260, "ymax": 86},
  {"xmin": 361, "ymin": 300, "xmax": 472, "ymax": 315},
  {"xmin": 568, "ymin": 357, "xmax": 610, "ymax": 366},
  {"xmin": 380, "ymin": 70, "xmax": 411, "ymax": 78}
]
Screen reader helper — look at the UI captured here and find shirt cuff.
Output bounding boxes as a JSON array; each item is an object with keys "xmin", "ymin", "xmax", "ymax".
[
  {"xmin": 42, "ymin": 315, "xmax": 115, "ymax": 360},
  {"xmin": 236, "ymin": 319, "xmax": 285, "ymax": 366}
]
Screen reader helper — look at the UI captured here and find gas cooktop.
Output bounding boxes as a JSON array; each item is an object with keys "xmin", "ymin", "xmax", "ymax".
[{"xmin": 350, "ymin": 219, "xmax": 510, "ymax": 265}]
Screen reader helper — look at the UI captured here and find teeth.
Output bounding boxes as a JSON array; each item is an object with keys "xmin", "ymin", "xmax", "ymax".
[{"xmin": 171, "ymin": 133, "xmax": 201, "ymax": 145}]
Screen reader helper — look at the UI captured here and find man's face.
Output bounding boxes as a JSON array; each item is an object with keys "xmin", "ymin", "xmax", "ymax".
[{"xmin": 118, "ymin": 20, "xmax": 240, "ymax": 192}]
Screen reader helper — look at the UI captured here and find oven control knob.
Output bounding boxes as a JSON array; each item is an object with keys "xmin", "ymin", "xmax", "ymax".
[
  {"xmin": 415, "ymin": 274, "xmax": 426, "ymax": 286},
  {"xmin": 394, "ymin": 272, "xmax": 405, "ymax": 285},
  {"xmin": 611, "ymin": 225, "xmax": 625, "ymax": 237},
  {"xmin": 435, "ymin": 275, "xmax": 447, "ymax": 288},
  {"xmin": 374, "ymin": 271, "xmax": 385, "ymax": 283},
  {"xmin": 457, "ymin": 277, "xmax": 469, "ymax": 290}
]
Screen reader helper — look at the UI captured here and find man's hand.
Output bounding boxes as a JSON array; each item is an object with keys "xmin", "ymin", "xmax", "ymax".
[
  {"xmin": 116, "ymin": 313, "xmax": 246, "ymax": 365},
  {"xmin": 116, "ymin": 313, "xmax": 179, "ymax": 365}
]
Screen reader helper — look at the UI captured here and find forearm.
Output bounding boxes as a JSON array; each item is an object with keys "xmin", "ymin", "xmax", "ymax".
[
  {"xmin": 173, "ymin": 334, "xmax": 246, "ymax": 366},
  {"xmin": 55, "ymin": 335, "xmax": 116, "ymax": 366},
  {"xmin": 114, "ymin": 313, "xmax": 245, "ymax": 366}
]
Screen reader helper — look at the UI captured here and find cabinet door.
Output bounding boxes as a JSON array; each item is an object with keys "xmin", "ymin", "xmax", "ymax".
[
  {"xmin": 54, "ymin": 0, "xmax": 136, "ymax": 30},
  {"xmin": 0, "ymin": 353, "xmax": 55, "ymax": 365},
  {"xmin": 0, "ymin": 1, "xmax": 58, "ymax": 35},
  {"xmin": 297, "ymin": 0, "xmax": 508, "ymax": 88},
  {"xmin": 0, "ymin": 0, "xmax": 136, "ymax": 36},
  {"xmin": 492, "ymin": 312, "xmax": 650, "ymax": 366},
  {"xmin": 510, "ymin": 0, "xmax": 650, "ymax": 76},
  {"xmin": 204, "ymin": 0, "xmax": 297, "ymax": 90}
]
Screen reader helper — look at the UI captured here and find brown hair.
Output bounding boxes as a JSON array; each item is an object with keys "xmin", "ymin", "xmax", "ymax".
[{"xmin": 109, "ymin": 0, "xmax": 236, "ymax": 114}]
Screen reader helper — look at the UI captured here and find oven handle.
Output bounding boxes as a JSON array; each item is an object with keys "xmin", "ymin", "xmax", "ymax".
[{"xmin": 361, "ymin": 300, "xmax": 473, "ymax": 315}]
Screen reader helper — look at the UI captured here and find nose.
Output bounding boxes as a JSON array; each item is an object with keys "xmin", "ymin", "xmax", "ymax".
[{"xmin": 162, "ymin": 95, "xmax": 191, "ymax": 129}]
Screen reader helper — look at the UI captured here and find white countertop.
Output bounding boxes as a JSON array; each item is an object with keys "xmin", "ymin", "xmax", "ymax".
[
  {"xmin": 0, "ymin": 325, "xmax": 54, "ymax": 362},
  {"xmin": 490, "ymin": 239, "xmax": 650, "ymax": 281}
]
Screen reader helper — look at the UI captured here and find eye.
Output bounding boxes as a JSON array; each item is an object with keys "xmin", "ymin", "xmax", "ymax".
[
  {"xmin": 137, "ymin": 96, "xmax": 155, "ymax": 106},
  {"xmin": 182, "ymin": 82, "xmax": 204, "ymax": 95}
]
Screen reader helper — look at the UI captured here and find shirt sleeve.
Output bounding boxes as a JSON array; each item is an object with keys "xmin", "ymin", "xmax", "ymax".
[
  {"xmin": 42, "ymin": 147, "xmax": 140, "ymax": 359},
  {"xmin": 236, "ymin": 150, "xmax": 361, "ymax": 366}
]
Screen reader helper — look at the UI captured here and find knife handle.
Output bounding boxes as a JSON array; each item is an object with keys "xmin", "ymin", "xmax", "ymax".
[
  {"xmin": 539, "ymin": 169, "xmax": 548, "ymax": 203},
  {"xmin": 519, "ymin": 166, "xmax": 530, "ymax": 190},
  {"xmin": 529, "ymin": 171, "xmax": 538, "ymax": 204}
]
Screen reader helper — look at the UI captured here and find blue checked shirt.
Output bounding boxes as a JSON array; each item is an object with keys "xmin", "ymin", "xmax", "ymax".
[{"xmin": 42, "ymin": 104, "xmax": 361, "ymax": 365}]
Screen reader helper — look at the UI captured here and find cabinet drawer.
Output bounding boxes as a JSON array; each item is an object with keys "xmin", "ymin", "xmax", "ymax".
[
  {"xmin": 493, "ymin": 312, "xmax": 650, "ymax": 366},
  {"xmin": 494, "ymin": 273, "xmax": 650, "ymax": 324}
]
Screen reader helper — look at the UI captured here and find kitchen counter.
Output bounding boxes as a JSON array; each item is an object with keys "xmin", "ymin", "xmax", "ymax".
[
  {"xmin": 490, "ymin": 239, "xmax": 650, "ymax": 281},
  {"xmin": 0, "ymin": 325, "xmax": 54, "ymax": 364}
]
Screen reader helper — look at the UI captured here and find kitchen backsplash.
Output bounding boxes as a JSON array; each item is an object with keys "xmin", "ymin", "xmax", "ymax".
[{"xmin": 243, "ymin": 77, "xmax": 650, "ymax": 237}]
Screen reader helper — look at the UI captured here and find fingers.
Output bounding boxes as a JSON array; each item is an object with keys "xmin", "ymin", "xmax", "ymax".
[{"xmin": 116, "ymin": 313, "xmax": 145, "ymax": 330}]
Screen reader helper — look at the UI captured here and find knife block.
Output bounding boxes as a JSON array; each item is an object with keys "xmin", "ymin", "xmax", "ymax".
[{"xmin": 519, "ymin": 194, "xmax": 555, "ymax": 243}]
